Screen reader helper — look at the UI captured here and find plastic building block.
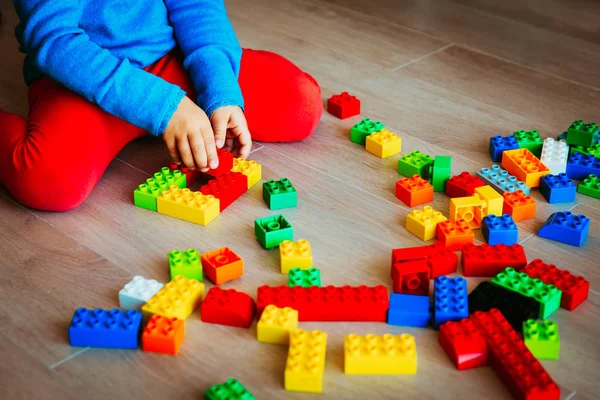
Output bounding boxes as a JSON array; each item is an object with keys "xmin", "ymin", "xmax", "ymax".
[
  {"xmin": 365, "ymin": 129, "xmax": 402, "ymax": 158},
  {"xmin": 538, "ymin": 211, "xmax": 590, "ymax": 247},
  {"xmin": 119, "ymin": 276, "xmax": 164, "ymax": 311},
  {"xmin": 279, "ymin": 240, "xmax": 312, "ymax": 273},
  {"xmin": 256, "ymin": 285, "xmax": 389, "ymax": 322},
  {"xmin": 578, "ymin": 174, "xmax": 600, "ymax": 199},
  {"xmin": 387, "ymin": 293, "xmax": 430, "ymax": 327},
  {"xmin": 449, "ymin": 196, "xmax": 484, "ymax": 229},
  {"xmin": 502, "ymin": 190, "xmax": 536, "ymax": 222},
  {"xmin": 69, "ymin": 308, "xmax": 142, "ymax": 349},
  {"xmin": 231, "ymin": 158, "xmax": 262, "ymax": 189},
  {"xmin": 482, "ymin": 214, "xmax": 518, "ymax": 245},
  {"xmin": 327, "ymin": 92, "xmax": 360, "ymax": 119},
  {"xmin": 397, "ymin": 150, "xmax": 433, "ymax": 178},
  {"xmin": 502, "ymin": 148, "xmax": 550, "ymax": 188},
  {"xmin": 168, "ymin": 161, "xmax": 201, "ymax": 187},
  {"xmin": 142, "ymin": 276, "xmax": 204, "ymax": 320},
  {"xmin": 285, "ymin": 329, "xmax": 327, "ymax": 393},
  {"xmin": 556, "ymin": 131, "xmax": 568, "ymax": 141},
  {"xmin": 438, "ymin": 318, "xmax": 489, "ymax": 370},
  {"xmin": 433, "ymin": 276, "xmax": 468, "ymax": 328},
  {"xmin": 491, "ymin": 267, "xmax": 562, "ymax": 319},
  {"xmin": 523, "ymin": 320, "xmax": 560, "ymax": 360},
  {"xmin": 474, "ymin": 185, "xmax": 503, "ymax": 217},
  {"xmin": 436, "ymin": 219, "xmax": 474, "ymax": 250},
  {"xmin": 350, "ymin": 118, "xmax": 384, "ymax": 145},
  {"xmin": 205, "ymin": 378, "xmax": 255, "ymax": 400},
  {"xmin": 257, "ymin": 305, "xmax": 298, "ymax": 344},
  {"xmin": 157, "ymin": 186, "xmax": 220, "ymax": 226},
  {"xmin": 169, "ymin": 249, "xmax": 203, "ymax": 281},
  {"xmin": 540, "ymin": 138, "xmax": 568, "ymax": 174},
  {"xmin": 134, "ymin": 167, "xmax": 186, "ymax": 211},
  {"xmin": 429, "ymin": 155, "xmax": 452, "ymax": 192},
  {"xmin": 461, "ymin": 243, "xmax": 527, "ymax": 277},
  {"xmin": 445, "ymin": 171, "xmax": 485, "ymax": 198},
  {"xmin": 344, "ymin": 333, "xmax": 417, "ymax": 375},
  {"xmin": 200, "ymin": 247, "xmax": 244, "ymax": 285},
  {"xmin": 405, "ymin": 206, "xmax": 447, "ymax": 241},
  {"xmin": 391, "ymin": 260, "xmax": 430, "ymax": 295},
  {"xmin": 263, "ymin": 178, "xmax": 297, "ymax": 210},
  {"xmin": 571, "ymin": 143, "xmax": 600, "ymax": 157},
  {"xmin": 513, "ymin": 129, "xmax": 543, "ymax": 157},
  {"xmin": 204, "ymin": 148, "xmax": 235, "ymax": 177},
  {"xmin": 392, "ymin": 241, "xmax": 458, "ymax": 278},
  {"xmin": 489, "ymin": 135, "xmax": 519, "ymax": 162},
  {"xmin": 395, "ymin": 174, "xmax": 433, "ymax": 207},
  {"xmin": 289, "ymin": 267, "xmax": 321, "ymax": 288},
  {"xmin": 521, "ymin": 259, "xmax": 590, "ymax": 311},
  {"xmin": 141, "ymin": 315, "xmax": 185, "ymax": 355},
  {"xmin": 200, "ymin": 171, "xmax": 248, "ymax": 211},
  {"xmin": 539, "ymin": 173, "xmax": 576, "ymax": 204},
  {"xmin": 200, "ymin": 287, "xmax": 256, "ymax": 328},
  {"xmin": 566, "ymin": 120, "xmax": 599, "ymax": 147},
  {"xmin": 477, "ymin": 165, "xmax": 530, "ymax": 195},
  {"xmin": 565, "ymin": 151, "xmax": 600, "ymax": 180},
  {"xmin": 255, "ymin": 214, "xmax": 293, "ymax": 249}
]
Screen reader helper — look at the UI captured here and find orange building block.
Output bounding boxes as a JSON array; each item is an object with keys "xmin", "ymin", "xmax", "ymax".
[
  {"xmin": 200, "ymin": 247, "xmax": 244, "ymax": 285},
  {"xmin": 501, "ymin": 148, "xmax": 550, "ymax": 188},
  {"xmin": 395, "ymin": 175, "xmax": 434, "ymax": 207},
  {"xmin": 436, "ymin": 219, "xmax": 474, "ymax": 251},
  {"xmin": 502, "ymin": 190, "xmax": 536, "ymax": 222},
  {"xmin": 142, "ymin": 315, "xmax": 185, "ymax": 355}
]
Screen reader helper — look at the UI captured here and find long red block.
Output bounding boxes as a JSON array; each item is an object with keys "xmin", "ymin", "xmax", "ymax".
[
  {"xmin": 203, "ymin": 148, "xmax": 235, "ymax": 177},
  {"xmin": 256, "ymin": 285, "xmax": 389, "ymax": 322},
  {"xmin": 392, "ymin": 241, "xmax": 458, "ymax": 279},
  {"xmin": 461, "ymin": 243, "xmax": 527, "ymax": 277},
  {"xmin": 439, "ymin": 318, "xmax": 489, "ymax": 370},
  {"xmin": 391, "ymin": 259, "xmax": 430, "ymax": 295},
  {"xmin": 445, "ymin": 172, "xmax": 485, "ymax": 198},
  {"xmin": 200, "ymin": 287, "xmax": 256, "ymax": 328},
  {"xmin": 200, "ymin": 171, "xmax": 247, "ymax": 211}
]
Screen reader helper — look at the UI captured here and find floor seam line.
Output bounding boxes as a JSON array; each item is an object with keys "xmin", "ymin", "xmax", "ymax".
[
  {"xmin": 392, "ymin": 43, "xmax": 455, "ymax": 71},
  {"xmin": 49, "ymin": 348, "xmax": 90, "ymax": 370}
]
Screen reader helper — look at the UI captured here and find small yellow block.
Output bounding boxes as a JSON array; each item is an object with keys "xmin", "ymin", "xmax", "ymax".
[
  {"xmin": 231, "ymin": 158, "xmax": 262, "ymax": 189},
  {"xmin": 365, "ymin": 129, "xmax": 402, "ymax": 158},
  {"xmin": 285, "ymin": 329, "xmax": 327, "ymax": 393},
  {"xmin": 344, "ymin": 333, "xmax": 417, "ymax": 375},
  {"xmin": 474, "ymin": 185, "xmax": 503, "ymax": 217},
  {"xmin": 449, "ymin": 196, "xmax": 485, "ymax": 229},
  {"xmin": 257, "ymin": 305, "xmax": 298, "ymax": 344},
  {"xmin": 157, "ymin": 186, "xmax": 220, "ymax": 226},
  {"xmin": 142, "ymin": 275, "xmax": 204, "ymax": 320},
  {"xmin": 405, "ymin": 206, "xmax": 447, "ymax": 241},
  {"xmin": 280, "ymin": 240, "xmax": 312, "ymax": 273}
]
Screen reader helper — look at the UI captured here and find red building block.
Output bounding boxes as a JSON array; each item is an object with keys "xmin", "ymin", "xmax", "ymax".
[
  {"xmin": 200, "ymin": 171, "xmax": 248, "ymax": 211},
  {"xmin": 391, "ymin": 259, "xmax": 430, "ymax": 295},
  {"xmin": 445, "ymin": 172, "xmax": 485, "ymax": 198},
  {"xmin": 461, "ymin": 243, "xmax": 527, "ymax": 277},
  {"xmin": 203, "ymin": 148, "xmax": 235, "ymax": 177},
  {"xmin": 327, "ymin": 92, "xmax": 360, "ymax": 119},
  {"xmin": 395, "ymin": 174, "xmax": 434, "ymax": 207},
  {"xmin": 392, "ymin": 241, "xmax": 458, "ymax": 279},
  {"xmin": 502, "ymin": 190, "xmax": 536, "ymax": 222},
  {"xmin": 142, "ymin": 315, "xmax": 185, "ymax": 355},
  {"xmin": 439, "ymin": 318, "xmax": 489, "ymax": 370},
  {"xmin": 436, "ymin": 219, "xmax": 474, "ymax": 251},
  {"xmin": 200, "ymin": 287, "xmax": 256, "ymax": 328},
  {"xmin": 200, "ymin": 246, "xmax": 244, "ymax": 285},
  {"xmin": 256, "ymin": 285, "xmax": 389, "ymax": 322},
  {"xmin": 521, "ymin": 259, "xmax": 589, "ymax": 311},
  {"xmin": 168, "ymin": 161, "xmax": 201, "ymax": 186}
]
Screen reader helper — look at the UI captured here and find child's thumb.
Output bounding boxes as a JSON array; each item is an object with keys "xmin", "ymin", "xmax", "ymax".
[{"xmin": 212, "ymin": 117, "xmax": 228, "ymax": 149}]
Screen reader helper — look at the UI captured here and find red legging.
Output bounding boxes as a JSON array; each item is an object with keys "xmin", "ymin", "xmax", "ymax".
[{"xmin": 0, "ymin": 49, "xmax": 323, "ymax": 211}]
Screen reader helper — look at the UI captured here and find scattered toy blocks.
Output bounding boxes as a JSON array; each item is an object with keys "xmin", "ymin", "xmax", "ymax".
[
  {"xmin": 461, "ymin": 243, "xmax": 527, "ymax": 277},
  {"xmin": 204, "ymin": 148, "xmax": 235, "ymax": 178},
  {"xmin": 141, "ymin": 315, "xmax": 185, "ymax": 355},
  {"xmin": 327, "ymin": 92, "xmax": 360, "ymax": 119},
  {"xmin": 168, "ymin": 161, "xmax": 201, "ymax": 186},
  {"xmin": 397, "ymin": 150, "xmax": 434, "ymax": 178},
  {"xmin": 142, "ymin": 276, "xmax": 205, "ymax": 320},
  {"xmin": 285, "ymin": 329, "xmax": 327, "ymax": 393},
  {"xmin": 477, "ymin": 165, "xmax": 530, "ymax": 195},
  {"xmin": 392, "ymin": 241, "xmax": 458, "ymax": 278},
  {"xmin": 263, "ymin": 178, "xmax": 297, "ymax": 209},
  {"xmin": 200, "ymin": 171, "xmax": 248, "ymax": 211},
  {"xmin": 489, "ymin": 135, "xmax": 519, "ymax": 162},
  {"xmin": 289, "ymin": 267, "xmax": 321, "ymax": 288},
  {"xmin": 433, "ymin": 276, "xmax": 468, "ymax": 328},
  {"xmin": 445, "ymin": 171, "xmax": 485, "ymax": 198},
  {"xmin": 279, "ymin": 239, "xmax": 312, "ymax": 273},
  {"xmin": 502, "ymin": 190, "xmax": 536, "ymax": 222},
  {"xmin": 69, "ymin": 308, "xmax": 142, "ymax": 349},
  {"xmin": 255, "ymin": 214, "xmax": 294, "ymax": 249},
  {"xmin": 501, "ymin": 148, "xmax": 550, "ymax": 188},
  {"xmin": 200, "ymin": 287, "xmax": 256, "ymax": 328},
  {"xmin": 539, "ymin": 173, "xmax": 576, "ymax": 204},
  {"xmin": 231, "ymin": 158, "xmax": 262, "ymax": 189},
  {"xmin": 395, "ymin": 174, "xmax": 433, "ymax": 207},
  {"xmin": 578, "ymin": 174, "xmax": 600, "ymax": 199},
  {"xmin": 365, "ymin": 129, "xmax": 402, "ymax": 158},
  {"xmin": 566, "ymin": 120, "xmax": 599, "ymax": 147},
  {"xmin": 540, "ymin": 138, "xmax": 568, "ymax": 174},
  {"xmin": 344, "ymin": 333, "xmax": 417, "ymax": 375},
  {"xmin": 119, "ymin": 276, "xmax": 164, "ymax": 311},
  {"xmin": 200, "ymin": 247, "xmax": 244, "ymax": 285},
  {"xmin": 387, "ymin": 293, "xmax": 430, "ymax": 327},
  {"xmin": 565, "ymin": 151, "xmax": 600, "ymax": 180},
  {"xmin": 523, "ymin": 320, "xmax": 560, "ymax": 360},
  {"xmin": 134, "ymin": 167, "xmax": 187, "ymax": 211},
  {"xmin": 474, "ymin": 185, "xmax": 503, "ymax": 217},
  {"xmin": 156, "ymin": 186, "xmax": 220, "ymax": 226},
  {"xmin": 350, "ymin": 118, "xmax": 384, "ymax": 145},
  {"xmin": 406, "ymin": 206, "xmax": 447, "ymax": 240},
  {"xmin": 482, "ymin": 214, "xmax": 518, "ymax": 246},
  {"xmin": 391, "ymin": 259, "xmax": 430, "ymax": 295},
  {"xmin": 438, "ymin": 318, "xmax": 489, "ymax": 370},
  {"xmin": 205, "ymin": 378, "xmax": 255, "ymax": 400},
  {"xmin": 169, "ymin": 248, "xmax": 203, "ymax": 282},
  {"xmin": 538, "ymin": 211, "xmax": 590, "ymax": 247},
  {"xmin": 257, "ymin": 305, "xmax": 299, "ymax": 344},
  {"xmin": 436, "ymin": 219, "xmax": 474, "ymax": 250},
  {"xmin": 513, "ymin": 129, "xmax": 543, "ymax": 157},
  {"xmin": 430, "ymin": 155, "xmax": 452, "ymax": 192},
  {"xmin": 449, "ymin": 196, "xmax": 484, "ymax": 229}
]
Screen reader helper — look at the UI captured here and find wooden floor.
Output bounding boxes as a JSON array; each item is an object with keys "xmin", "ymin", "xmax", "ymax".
[{"xmin": 1, "ymin": 0, "xmax": 599, "ymax": 398}]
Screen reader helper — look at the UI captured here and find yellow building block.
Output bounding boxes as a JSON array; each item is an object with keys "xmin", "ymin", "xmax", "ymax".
[
  {"xmin": 257, "ymin": 305, "xmax": 298, "ymax": 344},
  {"xmin": 142, "ymin": 276, "xmax": 204, "ymax": 320},
  {"xmin": 156, "ymin": 186, "xmax": 220, "ymax": 226},
  {"xmin": 285, "ymin": 329, "xmax": 327, "ymax": 393},
  {"xmin": 344, "ymin": 333, "xmax": 417, "ymax": 375},
  {"xmin": 449, "ymin": 196, "xmax": 484, "ymax": 229},
  {"xmin": 231, "ymin": 158, "xmax": 262, "ymax": 189},
  {"xmin": 501, "ymin": 148, "xmax": 550, "ymax": 188},
  {"xmin": 365, "ymin": 129, "xmax": 402, "ymax": 158},
  {"xmin": 474, "ymin": 185, "xmax": 503, "ymax": 217},
  {"xmin": 280, "ymin": 240, "xmax": 312, "ymax": 273},
  {"xmin": 405, "ymin": 206, "xmax": 447, "ymax": 241}
]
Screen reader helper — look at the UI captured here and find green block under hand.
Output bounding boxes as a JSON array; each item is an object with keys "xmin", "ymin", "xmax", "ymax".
[
  {"xmin": 514, "ymin": 129, "xmax": 543, "ymax": 157},
  {"xmin": 263, "ymin": 178, "xmax": 297, "ymax": 209},
  {"xmin": 430, "ymin": 155, "xmax": 452, "ymax": 192},
  {"xmin": 288, "ymin": 267, "xmax": 321, "ymax": 288},
  {"xmin": 169, "ymin": 248, "xmax": 203, "ymax": 281},
  {"xmin": 350, "ymin": 118, "xmax": 385, "ymax": 145},
  {"xmin": 523, "ymin": 319, "xmax": 560, "ymax": 360},
  {"xmin": 397, "ymin": 150, "xmax": 433, "ymax": 178},
  {"xmin": 254, "ymin": 214, "xmax": 293, "ymax": 249},
  {"xmin": 205, "ymin": 378, "xmax": 255, "ymax": 400},
  {"xmin": 578, "ymin": 174, "xmax": 600, "ymax": 199},
  {"xmin": 566, "ymin": 120, "xmax": 599, "ymax": 147},
  {"xmin": 133, "ymin": 167, "xmax": 186, "ymax": 211}
]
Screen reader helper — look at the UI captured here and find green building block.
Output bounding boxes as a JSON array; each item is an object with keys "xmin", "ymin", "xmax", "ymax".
[
  {"xmin": 169, "ymin": 248, "xmax": 203, "ymax": 281},
  {"xmin": 397, "ymin": 150, "xmax": 433, "ymax": 178},
  {"xmin": 566, "ymin": 120, "xmax": 599, "ymax": 147},
  {"xmin": 254, "ymin": 214, "xmax": 293, "ymax": 249},
  {"xmin": 205, "ymin": 378, "xmax": 255, "ymax": 400},
  {"xmin": 288, "ymin": 267, "xmax": 321, "ymax": 288},
  {"xmin": 570, "ymin": 143, "xmax": 600, "ymax": 157},
  {"xmin": 513, "ymin": 129, "xmax": 543, "ymax": 157},
  {"xmin": 578, "ymin": 174, "xmax": 600, "ymax": 199},
  {"xmin": 350, "ymin": 118, "xmax": 385, "ymax": 145},
  {"xmin": 523, "ymin": 320, "xmax": 560, "ymax": 360},
  {"xmin": 262, "ymin": 178, "xmax": 297, "ymax": 209},
  {"xmin": 430, "ymin": 155, "xmax": 452, "ymax": 192},
  {"xmin": 491, "ymin": 267, "xmax": 562, "ymax": 319},
  {"xmin": 133, "ymin": 167, "xmax": 186, "ymax": 211}
]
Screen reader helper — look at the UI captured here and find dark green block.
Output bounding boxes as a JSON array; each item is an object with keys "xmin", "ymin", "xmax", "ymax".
[
  {"xmin": 288, "ymin": 267, "xmax": 321, "ymax": 288},
  {"xmin": 430, "ymin": 155, "xmax": 452, "ymax": 192},
  {"xmin": 205, "ymin": 378, "xmax": 255, "ymax": 400},
  {"xmin": 263, "ymin": 178, "xmax": 297, "ymax": 209},
  {"xmin": 133, "ymin": 167, "xmax": 186, "ymax": 211},
  {"xmin": 578, "ymin": 174, "xmax": 600, "ymax": 199},
  {"xmin": 397, "ymin": 150, "xmax": 433, "ymax": 178},
  {"xmin": 254, "ymin": 214, "xmax": 293, "ymax": 249},
  {"xmin": 566, "ymin": 120, "xmax": 599, "ymax": 147},
  {"xmin": 514, "ymin": 129, "xmax": 543, "ymax": 157},
  {"xmin": 350, "ymin": 118, "xmax": 385, "ymax": 145}
]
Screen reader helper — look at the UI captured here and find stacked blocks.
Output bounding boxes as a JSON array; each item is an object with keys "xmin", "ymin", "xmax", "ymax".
[
  {"xmin": 566, "ymin": 120, "xmax": 599, "ymax": 147},
  {"xmin": 436, "ymin": 219, "xmax": 474, "ymax": 250},
  {"xmin": 523, "ymin": 320, "xmax": 560, "ymax": 360},
  {"xmin": 200, "ymin": 247, "xmax": 244, "ymax": 285},
  {"xmin": 538, "ymin": 211, "xmax": 590, "ymax": 247},
  {"xmin": 157, "ymin": 186, "xmax": 220, "ymax": 226},
  {"xmin": 539, "ymin": 173, "xmax": 576, "ymax": 204},
  {"xmin": 387, "ymin": 293, "xmax": 430, "ymax": 327},
  {"xmin": 69, "ymin": 308, "xmax": 142, "ymax": 349},
  {"xmin": 344, "ymin": 333, "xmax": 417, "ymax": 375},
  {"xmin": 482, "ymin": 214, "xmax": 518, "ymax": 245},
  {"xmin": 391, "ymin": 260, "xmax": 430, "ymax": 295},
  {"xmin": 489, "ymin": 135, "xmax": 519, "ymax": 162},
  {"xmin": 200, "ymin": 171, "xmax": 248, "ymax": 211},
  {"xmin": 257, "ymin": 305, "xmax": 299, "ymax": 344},
  {"xmin": 255, "ymin": 214, "xmax": 294, "ymax": 249},
  {"xmin": 119, "ymin": 276, "xmax": 164, "ymax": 311},
  {"xmin": 263, "ymin": 178, "xmax": 297, "ymax": 210},
  {"xmin": 433, "ymin": 276, "xmax": 468, "ymax": 328},
  {"xmin": 571, "ymin": 143, "xmax": 600, "ymax": 157},
  {"xmin": 350, "ymin": 118, "xmax": 384, "ymax": 145},
  {"xmin": 438, "ymin": 318, "xmax": 489, "ymax": 370},
  {"xmin": 205, "ymin": 378, "xmax": 255, "ymax": 400},
  {"xmin": 513, "ymin": 129, "xmax": 543, "ymax": 157},
  {"xmin": 540, "ymin": 138, "xmax": 568, "ymax": 174},
  {"xmin": 134, "ymin": 167, "xmax": 186, "ymax": 211},
  {"xmin": 289, "ymin": 267, "xmax": 321, "ymax": 288},
  {"xmin": 502, "ymin": 190, "xmax": 536, "ymax": 221},
  {"xmin": 449, "ymin": 196, "xmax": 483, "ymax": 229},
  {"xmin": 430, "ymin": 155, "xmax": 452, "ymax": 192},
  {"xmin": 365, "ymin": 129, "xmax": 402, "ymax": 158},
  {"xmin": 474, "ymin": 185, "xmax": 503, "ymax": 217},
  {"xmin": 169, "ymin": 249, "xmax": 203, "ymax": 281},
  {"xmin": 285, "ymin": 329, "xmax": 327, "ymax": 393},
  {"xmin": 502, "ymin": 148, "xmax": 550, "ymax": 188},
  {"xmin": 578, "ymin": 174, "xmax": 600, "ymax": 199},
  {"xmin": 327, "ymin": 92, "xmax": 360, "ymax": 119},
  {"xmin": 204, "ymin": 148, "xmax": 235, "ymax": 178},
  {"xmin": 141, "ymin": 315, "xmax": 184, "ymax": 355},
  {"xmin": 231, "ymin": 158, "xmax": 262, "ymax": 189},
  {"xmin": 169, "ymin": 161, "xmax": 201, "ymax": 187},
  {"xmin": 398, "ymin": 150, "xmax": 433, "ymax": 178},
  {"xmin": 395, "ymin": 175, "xmax": 433, "ymax": 207},
  {"xmin": 200, "ymin": 287, "xmax": 256, "ymax": 328},
  {"xmin": 445, "ymin": 171, "xmax": 485, "ymax": 198},
  {"xmin": 280, "ymin": 240, "xmax": 312, "ymax": 273},
  {"xmin": 406, "ymin": 206, "xmax": 447, "ymax": 241},
  {"xmin": 565, "ymin": 152, "xmax": 600, "ymax": 180},
  {"xmin": 477, "ymin": 165, "xmax": 530, "ymax": 195},
  {"xmin": 461, "ymin": 243, "xmax": 527, "ymax": 277},
  {"xmin": 392, "ymin": 241, "xmax": 458, "ymax": 278},
  {"xmin": 142, "ymin": 276, "xmax": 205, "ymax": 320}
]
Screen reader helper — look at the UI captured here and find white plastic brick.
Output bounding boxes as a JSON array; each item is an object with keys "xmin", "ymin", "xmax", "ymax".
[
  {"xmin": 119, "ymin": 276, "xmax": 164, "ymax": 311},
  {"xmin": 540, "ymin": 138, "xmax": 568, "ymax": 174}
]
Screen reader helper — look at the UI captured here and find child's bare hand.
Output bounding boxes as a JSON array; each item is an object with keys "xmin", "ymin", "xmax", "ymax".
[
  {"xmin": 210, "ymin": 105, "xmax": 252, "ymax": 160},
  {"xmin": 163, "ymin": 96, "xmax": 219, "ymax": 172}
]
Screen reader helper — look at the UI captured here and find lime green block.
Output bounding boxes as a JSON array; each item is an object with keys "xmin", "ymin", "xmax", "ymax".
[
  {"xmin": 570, "ymin": 143, "xmax": 600, "ymax": 157},
  {"xmin": 254, "ymin": 214, "xmax": 293, "ymax": 249},
  {"xmin": 578, "ymin": 174, "xmax": 600, "ymax": 199},
  {"xmin": 288, "ymin": 268, "xmax": 321, "ymax": 288},
  {"xmin": 350, "ymin": 118, "xmax": 385, "ymax": 145},
  {"xmin": 205, "ymin": 378, "xmax": 255, "ymax": 400},
  {"xmin": 514, "ymin": 129, "xmax": 543, "ymax": 157},
  {"xmin": 523, "ymin": 320, "xmax": 560, "ymax": 360},
  {"xmin": 430, "ymin": 155, "xmax": 452, "ymax": 192},
  {"xmin": 169, "ymin": 248, "xmax": 203, "ymax": 281},
  {"xmin": 566, "ymin": 120, "xmax": 599, "ymax": 147},
  {"xmin": 133, "ymin": 167, "xmax": 186, "ymax": 211},
  {"xmin": 397, "ymin": 150, "xmax": 433, "ymax": 178}
]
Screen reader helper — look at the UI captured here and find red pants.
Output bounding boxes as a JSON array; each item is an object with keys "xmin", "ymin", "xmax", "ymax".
[{"xmin": 0, "ymin": 49, "xmax": 322, "ymax": 211}]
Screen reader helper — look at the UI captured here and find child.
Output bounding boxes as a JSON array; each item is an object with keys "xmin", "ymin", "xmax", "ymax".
[{"xmin": 0, "ymin": 0, "xmax": 322, "ymax": 211}]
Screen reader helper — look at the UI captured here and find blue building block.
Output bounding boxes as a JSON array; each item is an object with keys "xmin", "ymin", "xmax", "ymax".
[
  {"xmin": 489, "ymin": 135, "xmax": 519, "ymax": 162},
  {"xmin": 387, "ymin": 293, "xmax": 430, "ymax": 327},
  {"xmin": 482, "ymin": 214, "xmax": 518, "ymax": 245},
  {"xmin": 539, "ymin": 173, "xmax": 577, "ymax": 204},
  {"xmin": 566, "ymin": 152, "xmax": 600, "ymax": 180},
  {"xmin": 538, "ymin": 211, "xmax": 590, "ymax": 247},
  {"xmin": 69, "ymin": 308, "xmax": 142, "ymax": 349},
  {"xmin": 477, "ymin": 165, "xmax": 530, "ymax": 195},
  {"xmin": 556, "ymin": 132, "xmax": 568, "ymax": 141},
  {"xmin": 433, "ymin": 276, "xmax": 468, "ymax": 328}
]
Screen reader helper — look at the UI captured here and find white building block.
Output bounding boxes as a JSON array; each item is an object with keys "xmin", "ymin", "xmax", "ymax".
[
  {"xmin": 119, "ymin": 276, "xmax": 164, "ymax": 311},
  {"xmin": 540, "ymin": 138, "xmax": 568, "ymax": 174}
]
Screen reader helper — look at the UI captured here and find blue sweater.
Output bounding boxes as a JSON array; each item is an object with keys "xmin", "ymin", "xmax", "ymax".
[{"xmin": 13, "ymin": 0, "xmax": 243, "ymax": 136}]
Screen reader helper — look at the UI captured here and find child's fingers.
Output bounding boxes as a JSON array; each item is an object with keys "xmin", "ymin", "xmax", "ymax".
[
  {"xmin": 225, "ymin": 136, "xmax": 235, "ymax": 152},
  {"xmin": 199, "ymin": 121, "xmax": 219, "ymax": 170},
  {"xmin": 177, "ymin": 135, "xmax": 195, "ymax": 169},
  {"xmin": 164, "ymin": 135, "xmax": 181, "ymax": 164},
  {"xmin": 189, "ymin": 131, "xmax": 209, "ymax": 172},
  {"xmin": 230, "ymin": 124, "xmax": 252, "ymax": 159},
  {"xmin": 211, "ymin": 114, "xmax": 228, "ymax": 150}
]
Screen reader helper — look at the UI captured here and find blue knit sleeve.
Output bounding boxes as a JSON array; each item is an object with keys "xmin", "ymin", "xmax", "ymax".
[
  {"xmin": 164, "ymin": 0, "xmax": 243, "ymax": 118},
  {"xmin": 13, "ymin": 0, "xmax": 186, "ymax": 136}
]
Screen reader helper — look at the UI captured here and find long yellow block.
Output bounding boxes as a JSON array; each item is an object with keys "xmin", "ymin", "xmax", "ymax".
[
  {"xmin": 344, "ymin": 333, "xmax": 417, "ymax": 375},
  {"xmin": 449, "ymin": 196, "xmax": 484, "ymax": 229},
  {"xmin": 257, "ymin": 305, "xmax": 298, "ymax": 344},
  {"xmin": 157, "ymin": 186, "xmax": 220, "ymax": 226},
  {"xmin": 142, "ymin": 276, "xmax": 204, "ymax": 320},
  {"xmin": 280, "ymin": 240, "xmax": 312, "ymax": 273},
  {"xmin": 474, "ymin": 185, "xmax": 504, "ymax": 217},
  {"xmin": 365, "ymin": 129, "xmax": 402, "ymax": 158},
  {"xmin": 231, "ymin": 158, "xmax": 262, "ymax": 189},
  {"xmin": 285, "ymin": 329, "xmax": 327, "ymax": 393},
  {"xmin": 405, "ymin": 206, "xmax": 447, "ymax": 241}
]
